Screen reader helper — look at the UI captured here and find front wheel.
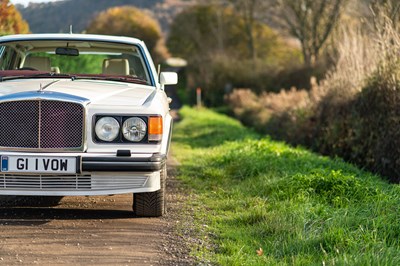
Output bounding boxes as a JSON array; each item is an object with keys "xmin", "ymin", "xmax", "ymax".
[{"xmin": 133, "ymin": 164, "xmax": 166, "ymax": 217}]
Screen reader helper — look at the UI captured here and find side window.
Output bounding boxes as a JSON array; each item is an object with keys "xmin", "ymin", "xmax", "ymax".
[{"xmin": 0, "ymin": 46, "xmax": 19, "ymax": 70}]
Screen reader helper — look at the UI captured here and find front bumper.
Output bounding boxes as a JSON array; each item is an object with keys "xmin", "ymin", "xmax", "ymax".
[
  {"xmin": 82, "ymin": 153, "xmax": 165, "ymax": 172},
  {"xmin": 0, "ymin": 152, "xmax": 165, "ymax": 196}
]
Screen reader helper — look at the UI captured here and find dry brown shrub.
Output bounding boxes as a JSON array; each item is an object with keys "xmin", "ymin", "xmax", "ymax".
[
  {"xmin": 225, "ymin": 89, "xmax": 263, "ymax": 128},
  {"xmin": 226, "ymin": 11, "xmax": 400, "ymax": 182},
  {"xmin": 259, "ymin": 87, "xmax": 310, "ymax": 115},
  {"xmin": 225, "ymin": 89, "xmax": 261, "ymax": 116},
  {"xmin": 226, "ymin": 85, "xmax": 316, "ymax": 134},
  {"xmin": 307, "ymin": 15, "xmax": 400, "ymax": 182}
]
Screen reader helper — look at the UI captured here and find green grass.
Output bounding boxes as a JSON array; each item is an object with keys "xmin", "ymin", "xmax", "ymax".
[{"xmin": 172, "ymin": 106, "xmax": 400, "ymax": 265}]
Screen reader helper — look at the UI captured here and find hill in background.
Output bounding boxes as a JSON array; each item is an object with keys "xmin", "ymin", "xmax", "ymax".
[{"xmin": 16, "ymin": 0, "xmax": 192, "ymax": 34}]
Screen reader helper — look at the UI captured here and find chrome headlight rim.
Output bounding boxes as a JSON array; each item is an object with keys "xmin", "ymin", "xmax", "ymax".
[{"xmin": 95, "ymin": 116, "xmax": 120, "ymax": 142}]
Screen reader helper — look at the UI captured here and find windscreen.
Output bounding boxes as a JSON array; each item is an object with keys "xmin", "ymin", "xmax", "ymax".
[{"xmin": 0, "ymin": 40, "xmax": 152, "ymax": 85}]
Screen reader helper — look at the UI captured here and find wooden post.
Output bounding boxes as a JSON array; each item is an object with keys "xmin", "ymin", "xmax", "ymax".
[{"xmin": 196, "ymin": 87, "xmax": 202, "ymax": 108}]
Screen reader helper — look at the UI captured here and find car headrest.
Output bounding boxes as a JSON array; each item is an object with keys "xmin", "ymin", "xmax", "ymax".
[
  {"xmin": 102, "ymin": 59, "xmax": 129, "ymax": 75},
  {"xmin": 24, "ymin": 56, "xmax": 51, "ymax": 71}
]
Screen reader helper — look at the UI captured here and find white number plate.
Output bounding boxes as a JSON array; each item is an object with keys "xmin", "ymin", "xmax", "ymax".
[{"xmin": 1, "ymin": 155, "xmax": 78, "ymax": 174}]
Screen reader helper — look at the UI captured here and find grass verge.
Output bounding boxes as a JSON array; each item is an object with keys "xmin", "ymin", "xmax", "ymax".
[{"xmin": 172, "ymin": 106, "xmax": 400, "ymax": 265}]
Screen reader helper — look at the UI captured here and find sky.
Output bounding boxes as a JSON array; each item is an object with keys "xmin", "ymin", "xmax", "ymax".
[{"xmin": 10, "ymin": 0, "xmax": 62, "ymax": 6}]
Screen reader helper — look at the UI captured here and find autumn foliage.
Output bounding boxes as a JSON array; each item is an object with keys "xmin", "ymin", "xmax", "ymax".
[
  {"xmin": 0, "ymin": 0, "xmax": 29, "ymax": 35},
  {"xmin": 86, "ymin": 6, "xmax": 167, "ymax": 62}
]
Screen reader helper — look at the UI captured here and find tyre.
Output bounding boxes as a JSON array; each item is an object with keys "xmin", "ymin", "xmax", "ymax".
[{"xmin": 133, "ymin": 164, "xmax": 166, "ymax": 217}]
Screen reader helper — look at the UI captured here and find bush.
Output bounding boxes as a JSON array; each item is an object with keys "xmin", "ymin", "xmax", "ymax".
[
  {"xmin": 227, "ymin": 22, "xmax": 400, "ymax": 183},
  {"xmin": 226, "ymin": 78, "xmax": 322, "ymax": 146},
  {"xmin": 313, "ymin": 76, "xmax": 400, "ymax": 183}
]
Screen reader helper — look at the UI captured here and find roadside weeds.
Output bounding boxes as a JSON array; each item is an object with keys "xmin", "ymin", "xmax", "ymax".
[
  {"xmin": 159, "ymin": 156, "xmax": 195, "ymax": 265},
  {"xmin": 171, "ymin": 106, "xmax": 400, "ymax": 265}
]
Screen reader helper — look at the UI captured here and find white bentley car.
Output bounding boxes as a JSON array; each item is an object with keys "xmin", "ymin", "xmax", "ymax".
[{"xmin": 0, "ymin": 34, "xmax": 177, "ymax": 217}]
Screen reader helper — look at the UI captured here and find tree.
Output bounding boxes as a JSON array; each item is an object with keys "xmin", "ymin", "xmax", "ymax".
[
  {"xmin": 168, "ymin": 5, "xmax": 235, "ymax": 59},
  {"xmin": 278, "ymin": 0, "xmax": 348, "ymax": 66},
  {"xmin": 228, "ymin": 0, "xmax": 268, "ymax": 60},
  {"xmin": 167, "ymin": 4, "xmax": 301, "ymax": 105},
  {"xmin": 200, "ymin": 0, "xmax": 270, "ymax": 60},
  {"xmin": 0, "ymin": 0, "xmax": 29, "ymax": 35},
  {"xmin": 167, "ymin": 5, "xmax": 241, "ymax": 93},
  {"xmin": 168, "ymin": 4, "xmax": 283, "ymax": 61},
  {"xmin": 86, "ymin": 6, "xmax": 167, "ymax": 62}
]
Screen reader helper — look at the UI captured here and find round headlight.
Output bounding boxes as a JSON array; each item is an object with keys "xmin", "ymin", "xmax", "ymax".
[
  {"xmin": 122, "ymin": 117, "xmax": 147, "ymax": 142},
  {"xmin": 95, "ymin": 117, "xmax": 120, "ymax": 141}
]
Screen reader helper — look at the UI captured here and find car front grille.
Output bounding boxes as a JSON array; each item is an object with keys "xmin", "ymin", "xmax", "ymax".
[
  {"xmin": 0, "ymin": 174, "xmax": 149, "ymax": 191},
  {"xmin": 0, "ymin": 100, "xmax": 84, "ymax": 151},
  {"xmin": 0, "ymin": 174, "xmax": 91, "ymax": 190}
]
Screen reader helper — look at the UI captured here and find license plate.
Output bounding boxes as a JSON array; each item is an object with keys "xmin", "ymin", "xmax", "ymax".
[{"xmin": 1, "ymin": 155, "xmax": 78, "ymax": 174}]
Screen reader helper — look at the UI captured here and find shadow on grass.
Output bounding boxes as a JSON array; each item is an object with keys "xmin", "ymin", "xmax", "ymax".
[
  {"xmin": 173, "ymin": 128, "xmax": 257, "ymax": 149},
  {"xmin": 173, "ymin": 108, "xmax": 258, "ymax": 149},
  {"xmin": 178, "ymin": 138, "xmax": 383, "ymax": 206}
]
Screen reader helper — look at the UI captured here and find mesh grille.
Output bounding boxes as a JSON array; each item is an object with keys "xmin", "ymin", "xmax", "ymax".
[
  {"xmin": 40, "ymin": 101, "xmax": 84, "ymax": 149},
  {"xmin": 0, "ymin": 100, "xmax": 84, "ymax": 150},
  {"xmin": 0, "ymin": 101, "xmax": 39, "ymax": 148}
]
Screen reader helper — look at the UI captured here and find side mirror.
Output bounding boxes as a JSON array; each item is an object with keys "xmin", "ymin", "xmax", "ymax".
[{"xmin": 160, "ymin": 72, "xmax": 178, "ymax": 86}]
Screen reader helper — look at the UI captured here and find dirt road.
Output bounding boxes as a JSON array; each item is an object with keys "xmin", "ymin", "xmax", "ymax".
[{"xmin": 0, "ymin": 163, "xmax": 192, "ymax": 265}]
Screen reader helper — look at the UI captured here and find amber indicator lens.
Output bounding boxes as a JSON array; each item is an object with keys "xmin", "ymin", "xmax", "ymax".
[{"xmin": 148, "ymin": 116, "xmax": 162, "ymax": 141}]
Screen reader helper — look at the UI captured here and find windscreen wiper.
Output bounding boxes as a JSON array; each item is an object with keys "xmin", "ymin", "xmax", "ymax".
[
  {"xmin": 71, "ymin": 75, "xmax": 148, "ymax": 84},
  {"xmin": 0, "ymin": 72, "xmax": 75, "ymax": 82}
]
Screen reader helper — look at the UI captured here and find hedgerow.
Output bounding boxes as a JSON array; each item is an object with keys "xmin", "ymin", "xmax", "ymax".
[
  {"xmin": 227, "ymin": 20, "xmax": 400, "ymax": 183},
  {"xmin": 173, "ymin": 106, "xmax": 400, "ymax": 265}
]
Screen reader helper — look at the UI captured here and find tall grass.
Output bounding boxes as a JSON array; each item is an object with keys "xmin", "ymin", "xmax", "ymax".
[
  {"xmin": 173, "ymin": 106, "xmax": 400, "ymax": 265},
  {"xmin": 227, "ymin": 14, "xmax": 400, "ymax": 182}
]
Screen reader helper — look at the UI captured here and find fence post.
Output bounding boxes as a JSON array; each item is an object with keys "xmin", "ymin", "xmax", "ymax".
[{"xmin": 196, "ymin": 87, "xmax": 202, "ymax": 108}]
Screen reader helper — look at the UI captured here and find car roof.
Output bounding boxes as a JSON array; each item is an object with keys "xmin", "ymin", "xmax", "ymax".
[{"xmin": 0, "ymin": 33, "xmax": 144, "ymax": 46}]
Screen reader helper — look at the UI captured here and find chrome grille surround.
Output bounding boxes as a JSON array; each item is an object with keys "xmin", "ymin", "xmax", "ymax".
[{"xmin": 0, "ymin": 97, "xmax": 86, "ymax": 152}]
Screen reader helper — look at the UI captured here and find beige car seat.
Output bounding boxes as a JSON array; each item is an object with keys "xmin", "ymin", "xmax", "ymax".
[
  {"xmin": 23, "ymin": 56, "xmax": 51, "ymax": 71},
  {"xmin": 102, "ymin": 59, "xmax": 129, "ymax": 75}
]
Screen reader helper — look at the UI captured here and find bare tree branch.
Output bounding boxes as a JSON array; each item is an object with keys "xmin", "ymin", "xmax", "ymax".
[{"xmin": 278, "ymin": 0, "xmax": 348, "ymax": 66}]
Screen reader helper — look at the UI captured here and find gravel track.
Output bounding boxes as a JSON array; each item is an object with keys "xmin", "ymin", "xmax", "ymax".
[{"xmin": 0, "ymin": 158, "xmax": 194, "ymax": 265}]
